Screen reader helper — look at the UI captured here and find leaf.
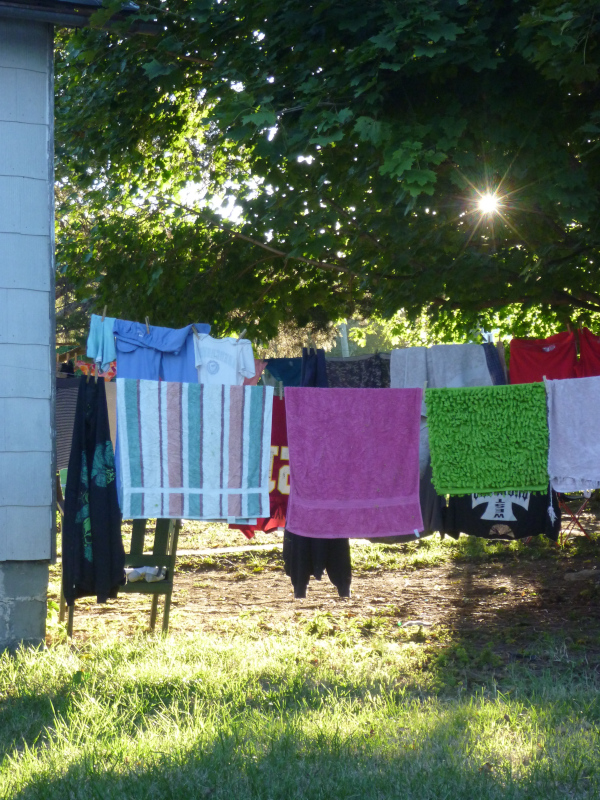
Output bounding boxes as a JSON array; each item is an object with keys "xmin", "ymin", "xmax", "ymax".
[
  {"xmin": 353, "ymin": 116, "xmax": 383, "ymax": 145},
  {"xmin": 369, "ymin": 32, "xmax": 397, "ymax": 52},
  {"xmin": 241, "ymin": 109, "xmax": 278, "ymax": 128},
  {"xmin": 336, "ymin": 108, "xmax": 354, "ymax": 124},
  {"xmin": 380, "ymin": 62, "xmax": 403, "ymax": 71},
  {"xmin": 309, "ymin": 130, "xmax": 344, "ymax": 146},
  {"xmin": 89, "ymin": 1, "xmax": 122, "ymax": 29},
  {"xmin": 142, "ymin": 60, "xmax": 176, "ymax": 80},
  {"xmin": 422, "ymin": 22, "xmax": 463, "ymax": 43}
]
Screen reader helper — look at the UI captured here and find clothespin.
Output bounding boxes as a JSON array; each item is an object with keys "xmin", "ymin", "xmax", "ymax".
[
  {"xmin": 278, "ymin": 381, "xmax": 284, "ymax": 400},
  {"xmin": 101, "ymin": 305, "xmax": 107, "ymax": 322},
  {"xmin": 192, "ymin": 324, "xmax": 200, "ymax": 338},
  {"xmin": 145, "ymin": 316, "xmax": 150, "ymax": 334},
  {"xmin": 237, "ymin": 328, "xmax": 247, "ymax": 342}
]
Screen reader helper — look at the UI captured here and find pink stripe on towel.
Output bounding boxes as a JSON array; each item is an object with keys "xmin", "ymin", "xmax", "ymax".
[
  {"xmin": 228, "ymin": 385, "xmax": 244, "ymax": 518},
  {"xmin": 285, "ymin": 388, "xmax": 424, "ymax": 538},
  {"xmin": 167, "ymin": 381, "xmax": 183, "ymax": 517}
]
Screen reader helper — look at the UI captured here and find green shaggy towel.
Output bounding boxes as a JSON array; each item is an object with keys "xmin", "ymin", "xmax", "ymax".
[{"xmin": 425, "ymin": 383, "xmax": 548, "ymax": 495}]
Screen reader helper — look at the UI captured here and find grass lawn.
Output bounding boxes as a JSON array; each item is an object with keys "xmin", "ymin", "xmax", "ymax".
[{"xmin": 2, "ymin": 516, "xmax": 600, "ymax": 798}]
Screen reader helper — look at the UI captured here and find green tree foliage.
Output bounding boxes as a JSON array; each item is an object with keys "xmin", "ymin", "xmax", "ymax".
[{"xmin": 55, "ymin": 0, "xmax": 600, "ymax": 342}]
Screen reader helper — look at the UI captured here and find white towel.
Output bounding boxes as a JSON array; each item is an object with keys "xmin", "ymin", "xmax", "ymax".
[
  {"xmin": 547, "ymin": 376, "xmax": 600, "ymax": 492},
  {"xmin": 117, "ymin": 379, "xmax": 273, "ymax": 520}
]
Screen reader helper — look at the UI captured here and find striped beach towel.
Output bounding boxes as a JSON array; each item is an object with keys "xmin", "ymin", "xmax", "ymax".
[{"xmin": 116, "ymin": 379, "xmax": 273, "ymax": 520}]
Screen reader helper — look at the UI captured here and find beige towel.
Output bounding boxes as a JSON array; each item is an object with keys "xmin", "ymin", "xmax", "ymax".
[{"xmin": 104, "ymin": 380, "xmax": 117, "ymax": 451}]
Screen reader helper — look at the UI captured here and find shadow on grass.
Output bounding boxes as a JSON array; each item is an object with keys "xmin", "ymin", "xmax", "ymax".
[{"xmin": 9, "ymin": 697, "xmax": 600, "ymax": 800}]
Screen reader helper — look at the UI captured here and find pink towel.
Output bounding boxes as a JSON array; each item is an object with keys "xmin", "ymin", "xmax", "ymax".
[{"xmin": 285, "ymin": 388, "xmax": 423, "ymax": 538}]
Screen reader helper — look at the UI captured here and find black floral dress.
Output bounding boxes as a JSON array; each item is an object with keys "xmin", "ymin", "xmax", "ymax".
[{"xmin": 63, "ymin": 378, "xmax": 125, "ymax": 605}]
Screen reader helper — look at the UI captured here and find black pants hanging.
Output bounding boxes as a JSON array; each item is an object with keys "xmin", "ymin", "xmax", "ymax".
[
  {"xmin": 62, "ymin": 377, "xmax": 125, "ymax": 605},
  {"xmin": 283, "ymin": 530, "xmax": 351, "ymax": 598}
]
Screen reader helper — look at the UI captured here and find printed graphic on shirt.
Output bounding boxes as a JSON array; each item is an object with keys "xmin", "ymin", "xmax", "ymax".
[
  {"xmin": 472, "ymin": 492, "xmax": 530, "ymax": 521},
  {"xmin": 269, "ymin": 445, "xmax": 290, "ymax": 495},
  {"xmin": 200, "ymin": 347, "xmax": 237, "ymax": 371}
]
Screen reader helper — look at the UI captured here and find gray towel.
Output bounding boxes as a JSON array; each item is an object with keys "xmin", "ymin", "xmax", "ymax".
[
  {"xmin": 426, "ymin": 344, "xmax": 493, "ymax": 389},
  {"xmin": 547, "ymin": 376, "xmax": 600, "ymax": 492},
  {"xmin": 391, "ymin": 344, "xmax": 493, "ymax": 475},
  {"xmin": 391, "ymin": 344, "xmax": 492, "ymax": 389},
  {"xmin": 390, "ymin": 347, "xmax": 427, "ymax": 389}
]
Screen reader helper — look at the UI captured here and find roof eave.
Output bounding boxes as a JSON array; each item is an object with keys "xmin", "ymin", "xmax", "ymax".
[{"xmin": 0, "ymin": 2, "xmax": 152, "ymax": 30}]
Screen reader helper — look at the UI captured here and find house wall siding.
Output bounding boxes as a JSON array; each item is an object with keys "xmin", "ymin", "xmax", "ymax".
[{"xmin": 0, "ymin": 19, "xmax": 54, "ymax": 564}]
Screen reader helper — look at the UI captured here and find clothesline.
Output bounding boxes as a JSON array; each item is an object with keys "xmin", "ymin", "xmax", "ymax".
[{"xmin": 59, "ymin": 315, "xmax": 599, "ymax": 612}]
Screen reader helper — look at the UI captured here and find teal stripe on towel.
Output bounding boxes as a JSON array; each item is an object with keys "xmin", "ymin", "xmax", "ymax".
[
  {"xmin": 124, "ymin": 379, "xmax": 142, "ymax": 490},
  {"xmin": 187, "ymin": 383, "xmax": 201, "ymax": 517},
  {"xmin": 246, "ymin": 387, "xmax": 265, "ymax": 517}
]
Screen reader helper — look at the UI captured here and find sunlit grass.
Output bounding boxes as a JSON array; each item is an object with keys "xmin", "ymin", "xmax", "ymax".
[
  {"xmin": 37, "ymin": 508, "xmax": 600, "ymax": 799},
  {"xmin": 1, "ymin": 627, "xmax": 599, "ymax": 799}
]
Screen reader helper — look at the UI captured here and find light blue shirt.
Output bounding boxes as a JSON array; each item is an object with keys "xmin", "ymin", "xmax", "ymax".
[{"xmin": 86, "ymin": 314, "xmax": 117, "ymax": 373}]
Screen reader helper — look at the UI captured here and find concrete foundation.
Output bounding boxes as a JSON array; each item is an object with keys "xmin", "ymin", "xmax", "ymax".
[{"xmin": 0, "ymin": 562, "xmax": 48, "ymax": 650}]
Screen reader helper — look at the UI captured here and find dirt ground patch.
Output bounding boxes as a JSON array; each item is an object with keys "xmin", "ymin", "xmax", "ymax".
[{"xmin": 50, "ymin": 508, "xmax": 600, "ymax": 649}]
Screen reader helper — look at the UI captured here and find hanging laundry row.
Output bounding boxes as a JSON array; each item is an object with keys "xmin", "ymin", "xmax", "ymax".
[{"xmin": 66, "ymin": 317, "xmax": 595, "ymax": 609}]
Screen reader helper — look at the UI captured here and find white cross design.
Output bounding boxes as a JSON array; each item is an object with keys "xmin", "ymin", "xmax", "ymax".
[{"xmin": 471, "ymin": 492, "xmax": 530, "ymax": 521}]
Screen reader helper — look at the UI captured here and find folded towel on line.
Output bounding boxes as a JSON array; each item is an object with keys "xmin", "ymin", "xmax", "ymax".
[
  {"xmin": 426, "ymin": 383, "xmax": 549, "ymax": 495},
  {"xmin": 285, "ymin": 388, "xmax": 423, "ymax": 538},
  {"xmin": 391, "ymin": 344, "xmax": 493, "ymax": 391},
  {"xmin": 117, "ymin": 379, "xmax": 273, "ymax": 520},
  {"xmin": 547, "ymin": 375, "xmax": 600, "ymax": 493}
]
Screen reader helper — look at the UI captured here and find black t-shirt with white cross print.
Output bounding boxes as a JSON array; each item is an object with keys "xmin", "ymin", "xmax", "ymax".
[{"xmin": 443, "ymin": 490, "xmax": 561, "ymax": 542}]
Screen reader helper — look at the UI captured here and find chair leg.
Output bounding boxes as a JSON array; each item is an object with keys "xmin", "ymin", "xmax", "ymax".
[
  {"xmin": 56, "ymin": 473, "xmax": 65, "ymax": 516},
  {"xmin": 161, "ymin": 519, "xmax": 181, "ymax": 635},
  {"xmin": 67, "ymin": 604, "xmax": 74, "ymax": 638},
  {"xmin": 162, "ymin": 589, "xmax": 173, "ymax": 634},
  {"xmin": 149, "ymin": 595, "xmax": 159, "ymax": 632},
  {"xmin": 559, "ymin": 497, "xmax": 592, "ymax": 543}
]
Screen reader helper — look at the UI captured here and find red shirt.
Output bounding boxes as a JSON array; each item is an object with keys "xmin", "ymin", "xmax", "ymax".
[
  {"xmin": 576, "ymin": 328, "xmax": 600, "ymax": 378},
  {"xmin": 509, "ymin": 331, "xmax": 577, "ymax": 384},
  {"xmin": 230, "ymin": 396, "xmax": 289, "ymax": 538}
]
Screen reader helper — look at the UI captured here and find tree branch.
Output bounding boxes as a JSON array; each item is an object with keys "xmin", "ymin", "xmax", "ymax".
[
  {"xmin": 555, "ymin": 289, "xmax": 600, "ymax": 312},
  {"xmin": 163, "ymin": 199, "xmax": 364, "ymax": 278}
]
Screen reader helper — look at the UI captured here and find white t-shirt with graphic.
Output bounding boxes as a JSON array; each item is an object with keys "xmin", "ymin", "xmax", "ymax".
[{"xmin": 193, "ymin": 335, "xmax": 256, "ymax": 385}]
